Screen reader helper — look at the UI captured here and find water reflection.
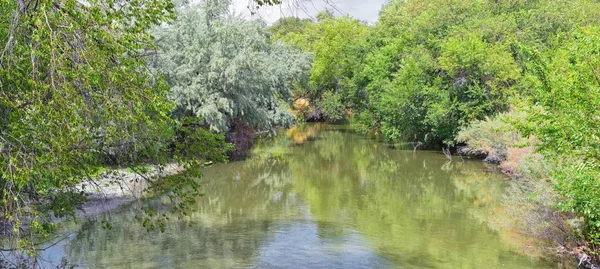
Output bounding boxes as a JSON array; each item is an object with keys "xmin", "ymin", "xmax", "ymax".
[{"xmin": 51, "ymin": 124, "xmax": 551, "ymax": 268}]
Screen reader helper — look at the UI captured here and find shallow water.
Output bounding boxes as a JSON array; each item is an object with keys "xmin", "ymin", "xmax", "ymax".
[{"xmin": 42, "ymin": 124, "xmax": 553, "ymax": 268}]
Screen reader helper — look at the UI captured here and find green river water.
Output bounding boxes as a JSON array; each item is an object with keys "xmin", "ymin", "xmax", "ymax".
[{"xmin": 42, "ymin": 124, "xmax": 554, "ymax": 268}]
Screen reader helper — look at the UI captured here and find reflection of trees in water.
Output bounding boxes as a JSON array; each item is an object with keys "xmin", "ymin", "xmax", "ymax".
[
  {"xmin": 66, "ymin": 211, "xmax": 279, "ymax": 268},
  {"xmin": 65, "ymin": 148, "xmax": 300, "ymax": 268},
  {"xmin": 282, "ymin": 126, "xmax": 545, "ymax": 268},
  {"xmin": 59, "ymin": 124, "xmax": 546, "ymax": 268}
]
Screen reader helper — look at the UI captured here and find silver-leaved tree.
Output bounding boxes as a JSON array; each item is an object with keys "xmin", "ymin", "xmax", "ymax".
[{"xmin": 151, "ymin": 0, "xmax": 312, "ymax": 134}]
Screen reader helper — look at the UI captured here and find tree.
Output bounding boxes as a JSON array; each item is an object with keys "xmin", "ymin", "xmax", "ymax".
[
  {"xmin": 0, "ymin": 0, "xmax": 228, "ymax": 256},
  {"xmin": 151, "ymin": 1, "xmax": 312, "ymax": 134},
  {"xmin": 269, "ymin": 17, "xmax": 312, "ymax": 41},
  {"xmin": 522, "ymin": 26, "xmax": 600, "ymax": 249},
  {"xmin": 351, "ymin": 0, "xmax": 600, "ymax": 145},
  {"xmin": 272, "ymin": 12, "xmax": 369, "ymax": 121}
]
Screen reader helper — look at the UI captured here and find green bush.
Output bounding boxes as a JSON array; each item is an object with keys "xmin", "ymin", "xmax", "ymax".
[
  {"xmin": 318, "ymin": 91, "xmax": 346, "ymax": 123},
  {"xmin": 152, "ymin": 2, "xmax": 311, "ymax": 133},
  {"xmin": 499, "ymin": 154, "xmax": 577, "ymax": 251},
  {"xmin": 522, "ymin": 26, "xmax": 600, "ymax": 249},
  {"xmin": 458, "ymin": 111, "xmax": 580, "ymax": 252},
  {"xmin": 351, "ymin": 0, "xmax": 600, "ymax": 146}
]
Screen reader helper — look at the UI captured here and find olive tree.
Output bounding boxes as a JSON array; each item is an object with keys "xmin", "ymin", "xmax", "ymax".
[{"xmin": 151, "ymin": 0, "xmax": 312, "ymax": 133}]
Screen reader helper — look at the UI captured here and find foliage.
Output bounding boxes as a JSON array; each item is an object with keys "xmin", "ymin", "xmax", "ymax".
[
  {"xmin": 173, "ymin": 117, "xmax": 232, "ymax": 162},
  {"xmin": 0, "ymin": 0, "xmax": 229, "ymax": 257},
  {"xmin": 317, "ymin": 91, "xmax": 345, "ymax": 123},
  {"xmin": 272, "ymin": 11, "xmax": 369, "ymax": 120},
  {"xmin": 251, "ymin": 0, "xmax": 281, "ymax": 7},
  {"xmin": 352, "ymin": 0, "xmax": 600, "ymax": 145},
  {"xmin": 3, "ymin": 0, "xmax": 600, "ymax": 263},
  {"xmin": 269, "ymin": 17, "xmax": 312, "ymax": 41},
  {"xmin": 499, "ymin": 152, "xmax": 575, "ymax": 251},
  {"xmin": 456, "ymin": 111, "xmax": 529, "ymax": 163},
  {"xmin": 454, "ymin": 107, "xmax": 589, "ymax": 258},
  {"xmin": 521, "ymin": 26, "xmax": 600, "ymax": 249},
  {"xmin": 151, "ymin": 1, "xmax": 312, "ymax": 133},
  {"xmin": 456, "ymin": 110, "xmax": 578, "ymax": 251}
]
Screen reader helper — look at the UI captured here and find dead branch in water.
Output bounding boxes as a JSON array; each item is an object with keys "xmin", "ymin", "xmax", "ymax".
[
  {"xmin": 412, "ymin": 141, "xmax": 423, "ymax": 153},
  {"xmin": 442, "ymin": 147, "xmax": 452, "ymax": 160}
]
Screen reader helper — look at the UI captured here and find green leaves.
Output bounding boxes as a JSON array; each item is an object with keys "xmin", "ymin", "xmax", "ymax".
[
  {"xmin": 318, "ymin": 91, "xmax": 346, "ymax": 123},
  {"xmin": 0, "ymin": 0, "xmax": 228, "ymax": 256},
  {"xmin": 522, "ymin": 26, "xmax": 600, "ymax": 246},
  {"xmin": 271, "ymin": 13, "xmax": 368, "ymax": 122},
  {"xmin": 350, "ymin": 0, "xmax": 600, "ymax": 145}
]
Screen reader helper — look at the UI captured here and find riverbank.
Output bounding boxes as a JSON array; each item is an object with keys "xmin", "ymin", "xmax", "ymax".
[
  {"xmin": 76, "ymin": 163, "xmax": 185, "ymax": 218},
  {"xmin": 457, "ymin": 127, "xmax": 598, "ymax": 269},
  {"xmin": 27, "ymin": 123, "xmax": 553, "ymax": 268}
]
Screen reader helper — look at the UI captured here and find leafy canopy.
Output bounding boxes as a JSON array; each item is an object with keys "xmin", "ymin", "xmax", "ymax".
[
  {"xmin": 351, "ymin": 0, "xmax": 600, "ymax": 145},
  {"xmin": 521, "ymin": 26, "xmax": 600, "ymax": 247},
  {"xmin": 152, "ymin": 0, "xmax": 312, "ymax": 133},
  {"xmin": 271, "ymin": 11, "xmax": 368, "ymax": 121},
  {"xmin": 0, "ymin": 0, "xmax": 228, "ymax": 254}
]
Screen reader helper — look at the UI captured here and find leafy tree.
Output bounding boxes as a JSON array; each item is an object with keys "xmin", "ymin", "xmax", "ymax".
[
  {"xmin": 352, "ymin": 0, "xmax": 600, "ymax": 145},
  {"xmin": 0, "ymin": 0, "xmax": 229, "ymax": 256},
  {"xmin": 269, "ymin": 17, "xmax": 312, "ymax": 40},
  {"xmin": 272, "ymin": 12, "xmax": 369, "ymax": 119},
  {"xmin": 318, "ymin": 91, "xmax": 345, "ymax": 123},
  {"xmin": 152, "ymin": 1, "xmax": 312, "ymax": 134},
  {"xmin": 521, "ymin": 26, "xmax": 600, "ymax": 249}
]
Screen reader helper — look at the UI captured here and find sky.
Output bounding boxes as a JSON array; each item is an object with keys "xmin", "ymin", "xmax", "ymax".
[{"xmin": 230, "ymin": 0, "xmax": 389, "ymax": 24}]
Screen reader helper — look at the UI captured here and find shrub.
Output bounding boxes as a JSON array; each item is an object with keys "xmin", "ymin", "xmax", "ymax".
[
  {"xmin": 499, "ymin": 155, "xmax": 578, "ymax": 252},
  {"xmin": 152, "ymin": 1, "xmax": 311, "ymax": 133},
  {"xmin": 318, "ymin": 91, "xmax": 346, "ymax": 123},
  {"xmin": 522, "ymin": 26, "xmax": 600, "ymax": 252},
  {"xmin": 456, "ymin": 111, "xmax": 530, "ymax": 163},
  {"xmin": 459, "ymin": 112, "xmax": 579, "ymax": 255}
]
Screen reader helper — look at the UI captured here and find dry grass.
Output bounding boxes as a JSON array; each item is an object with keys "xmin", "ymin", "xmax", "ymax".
[{"xmin": 500, "ymin": 145, "xmax": 536, "ymax": 175}]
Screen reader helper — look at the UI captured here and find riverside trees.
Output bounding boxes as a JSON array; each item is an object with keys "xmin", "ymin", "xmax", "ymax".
[
  {"xmin": 522, "ymin": 26, "xmax": 600, "ymax": 249},
  {"xmin": 0, "ymin": 0, "xmax": 300, "ymax": 258},
  {"xmin": 0, "ymin": 0, "xmax": 197, "ymax": 254},
  {"xmin": 4, "ymin": 0, "xmax": 600, "ymax": 264},
  {"xmin": 351, "ymin": 0, "xmax": 600, "ymax": 146},
  {"xmin": 152, "ymin": 0, "xmax": 311, "ymax": 134},
  {"xmin": 271, "ymin": 11, "xmax": 368, "ymax": 122},
  {"xmin": 270, "ymin": 0, "xmax": 600, "ymax": 258},
  {"xmin": 151, "ymin": 0, "xmax": 311, "ymax": 156}
]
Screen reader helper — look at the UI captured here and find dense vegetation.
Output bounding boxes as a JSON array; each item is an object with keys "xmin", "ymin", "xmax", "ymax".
[
  {"xmin": 523, "ymin": 26, "xmax": 600, "ymax": 250},
  {"xmin": 270, "ymin": 0, "xmax": 600, "ymax": 261},
  {"xmin": 151, "ymin": 0, "xmax": 311, "ymax": 156},
  {"xmin": 0, "ymin": 0, "xmax": 304, "ymax": 262},
  {"xmin": 0, "ymin": 0, "xmax": 212, "ymax": 254},
  {"xmin": 3, "ymin": 0, "xmax": 600, "ymax": 266},
  {"xmin": 270, "ymin": 11, "xmax": 368, "ymax": 122}
]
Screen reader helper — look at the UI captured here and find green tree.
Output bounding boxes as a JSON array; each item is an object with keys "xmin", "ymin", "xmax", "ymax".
[
  {"xmin": 318, "ymin": 91, "xmax": 345, "ymax": 123},
  {"xmin": 273, "ymin": 12, "xmax": 369, "ymax": 119},
  {"xmin": 352, "ymin": 0, "xmax": 600, "ymax": 145},
  {"xmin": 269, "ymin": 17, "xmax": 312, "ymax": 40},
  {"xmin": 0, "ymin": 0, "xmax": 228, "ymax": 256},
  {"xmin": 521, "ymin": 26, "xmax": 600, "ymax": 248}
]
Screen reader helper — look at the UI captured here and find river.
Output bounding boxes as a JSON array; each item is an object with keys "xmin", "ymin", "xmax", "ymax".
[{"xmin": 39, "ymin": 124, "xmax": 553, "ymax": 268}]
